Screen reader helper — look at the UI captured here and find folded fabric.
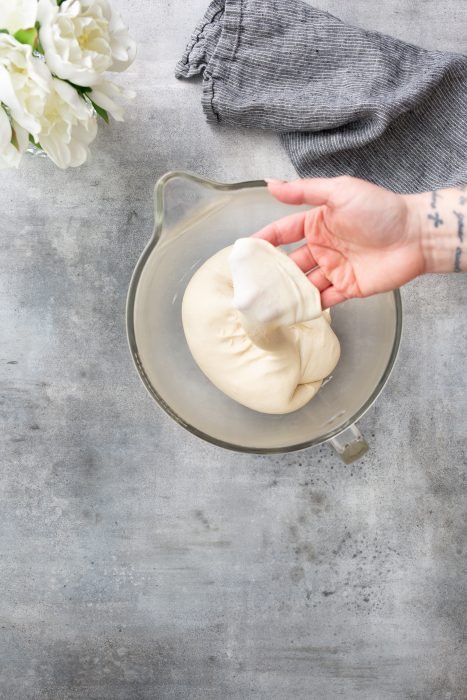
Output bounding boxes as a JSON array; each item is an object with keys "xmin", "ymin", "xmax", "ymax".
[{"xmin": 176, "ymin": 0, "xmax": 467, "ymax": 192}]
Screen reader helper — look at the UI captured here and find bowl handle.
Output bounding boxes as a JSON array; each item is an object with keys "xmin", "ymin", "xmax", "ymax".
[{"xmin": 329, "ymin": 424, "xmax": 369, "ymax": 464}]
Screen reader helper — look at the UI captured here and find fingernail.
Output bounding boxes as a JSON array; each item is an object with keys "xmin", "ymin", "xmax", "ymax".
[{"xmin": 264, "ymin": 178, "xmax": 286, "ymax": 185}]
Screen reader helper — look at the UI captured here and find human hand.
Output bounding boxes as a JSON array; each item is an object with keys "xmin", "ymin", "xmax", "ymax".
[{"xmin": 255, "ymin": 176, "xmax": 425, "ymax": 308}]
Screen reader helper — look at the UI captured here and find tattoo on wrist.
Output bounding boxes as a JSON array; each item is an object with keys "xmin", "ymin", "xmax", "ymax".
[
  {"xmin": 453, "ymin": 212, "xmax": 464, "ymax": 272},
  {"xmin": 453, "ymin": 211, "xmax": 465, "ymax": 243},
  {"xmin": 430, "ymin": 190, "xmax": 441, "ymax": 209},
  {"xmin": 428, "ymin": 211, "xmax": 444, "ymax": 228}
]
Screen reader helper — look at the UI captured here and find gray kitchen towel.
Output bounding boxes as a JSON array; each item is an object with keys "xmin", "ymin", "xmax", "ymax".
[{"xmin": 175, "ymin": 0, "xmax": 467, "ymax": 192}]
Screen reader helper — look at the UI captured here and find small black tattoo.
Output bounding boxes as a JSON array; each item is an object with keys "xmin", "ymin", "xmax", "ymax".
[
  {"xmin": 430, "ymin": 190, "xmax": 441, "ymax": 209},
  {"xmin": 460, "ymin": 196, "xmax": 467, "ymax": 206},
  {"xmin": 428, "ymin": 212, "xmax": 444, "ymax": 228},
  {"xmin": 453, "ymin": 210, "xmax": 465, "ymax": 243},
  {"xmin": 454, "ymin": 247, "xmax": 462, "ymax": 272}
]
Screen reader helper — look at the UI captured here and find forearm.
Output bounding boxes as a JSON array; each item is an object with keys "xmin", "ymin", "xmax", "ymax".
[{"xmin": 404, "ymin": 186, "xmax": 466, "ymax": 273}]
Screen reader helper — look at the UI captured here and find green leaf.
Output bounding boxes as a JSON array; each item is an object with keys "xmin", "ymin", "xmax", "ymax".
[
  {"xmin": 0, "ymin": 29, "xmax": 9, "ymax": 35},
  {"xmin": 11, "ymin": 129, "xmax": 19, "ymax": 150},
  {"xmin": 64, "ymin": 80, "xmax": 92, "ymax": 95},
  {"xmin": 34, "ymin": 22, "xmax": 43, "ymax": 52},
  {"xmin": 28, "ymin": 134, "xmax": 43, "ymax": 150},
  {"xmin": 13, "ymin": 27, "xmax": 38, "ymax": 47},
  {"xmin": 90, "ymin": 100, "xmax": 109, "ymax": 124}
]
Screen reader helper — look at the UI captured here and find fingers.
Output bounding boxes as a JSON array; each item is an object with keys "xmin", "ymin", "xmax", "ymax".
[
  {"xmin": 253, "ymin": 211, "xmax": 307, "ymax": 246},
  {"xmin": 321, "ymin": 286, "xmax": 347, "ymax": 309},
  {"xmin": 265, "ymin": 177, "xmax": 339, "ymax": 207},
  {"xmin": 303, "ymin": 263, "xmax": 347, "ymax": 308},
  {"xmin": 289, "ymin": 244, "xmax": 317, "ymax": 272},
  {"xmin": 307, "ymin": 268, "xmax": 332, "ymax": 292}
]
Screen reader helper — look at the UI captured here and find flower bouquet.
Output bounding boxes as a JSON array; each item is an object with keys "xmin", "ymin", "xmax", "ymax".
[{"xmin": 0, "ymin": 0, "xmax": 136, "ymax": 169}]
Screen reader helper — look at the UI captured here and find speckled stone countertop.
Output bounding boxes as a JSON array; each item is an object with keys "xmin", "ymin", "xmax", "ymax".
[{"xmin": 0, "ymin": 1, "xmax": 466, "ymax": 698}]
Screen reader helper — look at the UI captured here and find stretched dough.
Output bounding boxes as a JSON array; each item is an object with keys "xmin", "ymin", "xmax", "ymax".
[{"xmin": 182, "ymin": 239, "xmax": 340, "ymax": 414}]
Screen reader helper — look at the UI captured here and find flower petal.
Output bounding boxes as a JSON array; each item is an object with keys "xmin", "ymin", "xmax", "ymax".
[{"xmin": 0, "ymin": 0, "xmax": 38, "ymax": 34}]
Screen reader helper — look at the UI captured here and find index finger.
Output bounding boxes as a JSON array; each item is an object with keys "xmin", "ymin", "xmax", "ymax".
[{"xmin": 253, "ymin": 211, "xmax": 307, "ymax": 246}]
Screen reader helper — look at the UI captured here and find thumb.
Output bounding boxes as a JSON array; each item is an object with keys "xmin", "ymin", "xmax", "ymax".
[{"xmin": 265, "ymin": 177, "xmax": 341, "ymax": 207}]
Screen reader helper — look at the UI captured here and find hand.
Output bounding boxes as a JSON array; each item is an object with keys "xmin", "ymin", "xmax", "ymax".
[{"xmin": 255, "ymin": 176, "xmax": 425, "ymax": 308}]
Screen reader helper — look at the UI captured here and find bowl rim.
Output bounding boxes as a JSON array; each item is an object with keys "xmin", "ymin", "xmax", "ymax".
[{"xmin": 126, "ymin": 169, "xmax": 403, "ymax": 454}]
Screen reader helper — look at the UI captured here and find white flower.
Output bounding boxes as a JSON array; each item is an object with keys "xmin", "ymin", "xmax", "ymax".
[
  {"xmin": 0, "ymin": 0, "xmax": 38, "ymax": 34},
  {"xmin": 37, "ymin": 0, "xmax": 136, "ymax": 87},
  {"xmin": 0, "ymin": 33, "xmax": 51, "ymax": 140},
  {"xmin": 38, "ymin": 78, "xmax": 98, "ymax": 168},
  {"xmin": 0, "ymin": 106, "xmax": 28, "ymax": 169},
  {"xmin": 89, "ymin": 77, "xmax": 135, "ymax": 122}
]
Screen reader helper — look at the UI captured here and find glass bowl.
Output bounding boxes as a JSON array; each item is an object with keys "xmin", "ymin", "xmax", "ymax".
[{"xmin": 126, "ymin": 171, "xmax": 402, "ymax": 461}]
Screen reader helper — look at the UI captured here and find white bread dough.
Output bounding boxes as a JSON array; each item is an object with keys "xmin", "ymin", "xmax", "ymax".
[
  {"xmin": 182, "ymin": 239, "xmax": 340, "ymax": 414},
  {"xmin": 230, "ymin": 237, "xmax": 323, "ymax": 335}
]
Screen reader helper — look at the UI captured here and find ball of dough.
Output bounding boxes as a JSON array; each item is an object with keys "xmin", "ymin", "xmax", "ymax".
[{"xmin": 182, "ymin": 244, "xmax": 341, "ymax": 414}]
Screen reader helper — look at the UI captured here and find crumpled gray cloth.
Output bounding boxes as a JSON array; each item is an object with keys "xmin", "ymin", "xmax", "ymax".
[{"xmin": 175, "ymin": 0, "xmax": 467, "ymax": 192}]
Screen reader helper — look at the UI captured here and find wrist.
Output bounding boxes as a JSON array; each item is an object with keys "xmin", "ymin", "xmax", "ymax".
[
  {"xmin": 402, "ymin": 190, "xmax": 464, "ymax": 274},
  {"xmin": 401, "ymin": 192, "xmax": 430, "ymax": 273}
]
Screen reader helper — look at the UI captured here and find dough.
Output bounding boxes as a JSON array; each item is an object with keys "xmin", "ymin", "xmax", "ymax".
[
  {"xmin": 182, "ymin": 238, "xmax": 340, "ymax": 414},
  {"xmin": 230, "ymin": 237, "xmax": 322, "ymax": 333}
]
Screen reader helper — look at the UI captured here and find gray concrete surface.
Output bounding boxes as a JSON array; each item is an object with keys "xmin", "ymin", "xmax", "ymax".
[{"xmin": 1, "ymin": 1, "xmax": 466, "ymax": 698}]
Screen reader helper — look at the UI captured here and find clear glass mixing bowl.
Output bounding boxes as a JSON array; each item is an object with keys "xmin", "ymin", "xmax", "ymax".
[{"xmin": 126, "ymin": 171, "xmax": 402, "ymax": 461}]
